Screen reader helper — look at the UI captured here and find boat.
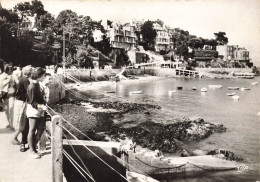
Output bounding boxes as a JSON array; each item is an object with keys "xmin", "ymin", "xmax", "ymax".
[
  {"xmin": 177, "ymin": 86, "xmax": 183, "ymax": 90},
  {"xmin": 201, "ymin": 87, "xmax": 208, "ymax": 92},
  {"xmin": 231, "ymin": 95, "xmax": 240, "ymax": 100},
  {"xmin": 227, "ymin": 92, "xmax": 236, "ymax": 96},
  {"xmin": 130, "ymin": 91, "xmax": 142, "ymax": 94},
  {"xmin": 126, "ymin": 171, "xmax": 159, "ymax": 182},
  {"xmin": 228, "ymin": 87, "xmax": 239, "ymax": 90},
  {"xmin": 192, "ymin": 87, "xmax": 197, "ymax": 90},
  {"xmin": 251, "ymin": 82, "xmax": 258, "ymax": 86},
  {"xmin": 240, "ymin": 87, "xmax": 250, "ymax": 91},
  {"xmin": 123, "ymin": 150, "xmax": 241, "ymax": 177},
  {"xmin": 208, "ymin": 85, "xmax": 223, "ymax": 89},
  {"xmin": 233, "ymin": 72, "xmax": 255, "ymax": 79},
  {"xmin": 105, "ymin": 91, "xmax": 116, "ymax": 93}
]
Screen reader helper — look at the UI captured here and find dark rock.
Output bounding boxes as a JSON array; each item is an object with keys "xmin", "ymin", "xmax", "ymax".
[
  {"xmin": 53, "ymin": 99, "xmax": 227, "ymax": 154},
  {"xmin": 144, "ymin": 111, "xmax": 151, "ymax": 115},
  {"xmin": 207, "ymin": 149, "xmax": 243, "ymax": 161}
]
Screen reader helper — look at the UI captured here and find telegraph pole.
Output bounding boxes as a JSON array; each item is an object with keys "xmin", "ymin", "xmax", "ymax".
[{"xmin": 63, "ymin": 26, "xmax": 65, "ymax": 74}]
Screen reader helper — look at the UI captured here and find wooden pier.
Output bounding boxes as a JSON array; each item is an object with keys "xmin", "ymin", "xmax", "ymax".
[{"xmin": 175, "ymin": 68, "xmax": 199, "ymax": 77}]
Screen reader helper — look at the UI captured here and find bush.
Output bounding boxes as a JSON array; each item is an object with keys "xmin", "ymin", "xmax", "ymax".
[
  {"xmin": 159, "ymin": 50, "xmax": 168, "ymax": 55},
  {"xmin": 194, "ymin": 49, "xmax": 218, "ymax": 58}
]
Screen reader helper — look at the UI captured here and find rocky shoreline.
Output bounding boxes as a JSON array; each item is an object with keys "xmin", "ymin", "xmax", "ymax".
[{"xmin": 52, "ymin": 98, "xmax": 227, "ymax": 154}]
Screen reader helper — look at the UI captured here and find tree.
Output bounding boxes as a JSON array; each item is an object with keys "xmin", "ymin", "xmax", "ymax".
[
  {"xmin": 154, "ymin": 19, "xmax": 164, "ymax": 27},
  {"xmin": 140, "ymin": 21, "xmax": 157, "ymax": 50},
  {"xmin": 14, "ymin": 0, "xmax": 46, "ymax": 29},
  {"xmin": 76, "ymin": 48, "xmax": 93, "ymax": 68},
  {"xmin": 0, "ymin": 8, "xmax": 20, "ymax": 64},
  {"xmin": 188, "ymin": 38, "xmax": 203, "ymax": 49},
  {"xmin": 214, "ymin": 32, "xmax": 228, "ymax": 45},
  {"xmin": 109, "ymin": 49, "xmax": 130, "ymax": 68},
  {"xmin": 0, "ymin": 8, "xmax": 19, "ymax": 23},
  {"xmin": 176, "ymin": 44, "xmax": 188, "ymax": 59},
  {"xmin": 170, "ymin": 28, "xmax": 190, "ymax": 50},
  {"xmin": 13, "ymin": 2, "xmax": 32, "ymax": 21},
  {"xmin": 31, "ymin": 0, "xmax": 46, "ymax": 17},
  {"xmin": 91, "ymin": 35, "xmax": 111, "ymax": 56},
  {"xmin": 54, "ymin": 10, "xmax": 78, "ymax": 34},
  {"xmin": 38, "ymin": 12, "xmax": 54, "ymax": 30},
  {"xmin": 208, "ymin": 39, "xmax": 218, "ymax": 50}
]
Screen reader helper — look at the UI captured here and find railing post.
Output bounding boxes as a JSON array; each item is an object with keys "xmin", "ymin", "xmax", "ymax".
[{"xmin": 52, "ymin": 115, "xmax": 63, "ymax": 182}]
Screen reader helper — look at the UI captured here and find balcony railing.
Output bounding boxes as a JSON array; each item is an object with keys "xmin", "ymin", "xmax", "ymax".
[
  {"xmin": 156, "ymin": 41, "xmax": 170, "ymax": 45},
  {"xmin": 125, "ymin": 31, "xmax": 136, "ymax": 37}
]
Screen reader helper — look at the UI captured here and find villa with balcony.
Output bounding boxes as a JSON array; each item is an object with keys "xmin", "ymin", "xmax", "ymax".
[
  {"xmin": 217, "ymin": 45, "xmax": 252, "ymax": 67},
  {"xmin": 108, "ymin": 23, "xmax": 136, "ymax": 50},
  {"xmin": 153, "ymin": 23, "xmax": 170, "ymax": 52}
]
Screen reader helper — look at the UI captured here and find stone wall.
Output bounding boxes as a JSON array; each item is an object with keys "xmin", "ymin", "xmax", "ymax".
[
  {"xmin": 65, "ymin": 68, "xmax": 178, "ymax": 79},
  {"xmin": 195, "ymin": 68, "xmax": 252, "ymax": 73},
  {"xmin": 64, "ymin": 67, "xmax": 254, "ymax": 81}
]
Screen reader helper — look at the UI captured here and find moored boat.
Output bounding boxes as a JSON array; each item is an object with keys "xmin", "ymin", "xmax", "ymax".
[
  {"xmin": 124, "ymin": 150, "xmax": 241, "ymax": 177},
  {"xmin": 228, "ymin": 87, "xmax": 239, "ymax": 90},
  {"xmin": 192, "ymin": 87, "xmax": 197, "ymax": 90},
  {"xmin": 227, "ymin": 92, "xmax": 236, "ymax": 96},
  {"xmin": 208, "ymin": 85, "xmax": 223, "ymax": 89},
  {"xmin": 177, "ymin": 86, "xmax": 183, "ymax": 90},
  {"xmin": 251, "ymin": 82, "xmax": 258, "ymax": 85},
  {"xmin": 105, "ymin": 91, "xmax": 116, "ymax": 93},
  {"xmin": 240, "ymin": 87, "xmax": 250, "ymax": 91},
  {"xmin": 201, "ymin": 87, "xmax": 208, "ymax": 92},
  {"xmin": 130, "ymin": 91, "xmax": 142, "ymax": 94}
]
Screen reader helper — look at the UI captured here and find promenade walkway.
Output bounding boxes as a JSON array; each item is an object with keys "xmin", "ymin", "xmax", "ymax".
[{"xmin": 0, "ymin": 111, "xmax": 52, "ymax": 182}]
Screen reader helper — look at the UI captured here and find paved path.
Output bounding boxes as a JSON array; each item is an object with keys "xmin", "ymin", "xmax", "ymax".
[{"xmin": 0, "ymin": 111, "xmax": 52, "ymax": 182}]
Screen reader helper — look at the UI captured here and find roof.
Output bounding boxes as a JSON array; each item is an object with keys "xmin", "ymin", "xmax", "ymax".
[{"xmin": 153, "ymin": 23, "xmax": 166, "ymax": 31}]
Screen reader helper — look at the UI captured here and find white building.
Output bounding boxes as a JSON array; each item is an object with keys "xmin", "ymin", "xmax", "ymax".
[
  {"xmin": 108, "ymin": 23, "xmax": 136, "ymax": 50},
  {"xmin": 153, "ymin": 23, "xmax": 170, "ymax": 52},
  {"xmin": 92, "ymin": 29, "xmax": 104, "ymax": 42}
]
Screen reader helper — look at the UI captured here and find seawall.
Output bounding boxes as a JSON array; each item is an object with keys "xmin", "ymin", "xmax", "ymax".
[
  {"xmin": 64, "ymin": 68, "xmax": 181, "ymax": 80},
  {"xmin": 195, "ymin": 68, "xmax": 252, "ymax": 73},
  {"xmin": 64, "ymin": 67, "xmax": 254, "ymax": 81}
]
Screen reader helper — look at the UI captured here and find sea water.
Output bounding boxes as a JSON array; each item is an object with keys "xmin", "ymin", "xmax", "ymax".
[{"xmin": 86, "ymin": 76, "xmax": 260, "ymax": 181}]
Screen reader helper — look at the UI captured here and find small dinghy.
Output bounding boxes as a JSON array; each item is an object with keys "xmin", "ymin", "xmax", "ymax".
[
  {"xmin": 208, "ymin": 85, "xmax": 223, "ymax": 89},
  {"xmin": 105, "ymin": 91, "xmax": 116, "ymax": 93},
  {"xmin": 240, "ymin": 87, "xmax": 250, "ymax": 91},
  {"xmin": 227, "ymin": 92, "xmax": 236, "ymax": 96},
  {"xmin": 126, "ymin": 171, "xmax": 159, "ymax": 182},
  {"xmin": 251, "ymin": 82, "xmax": 258, "ymax": 86},
  {"xmin": 201, "ymin": 87, "xmax": 208, "ymax": 92},
  {"xmin": 177, "ymin": 86, "xmax": 183, "ymax": 90},
  {"xmin": 231, "ymin": 95, "xmax": 240, "ymax": 100},
  {"xmin": 192, "ymin": 87, "xmax": 197, "ymax": 90},
  {"xmin": 228, "ymin": 87, "xmax": 239, "ymax": 90},
  {"xmin": 130, "ymin": 91, "xmax": 142, "ymax": 94}
]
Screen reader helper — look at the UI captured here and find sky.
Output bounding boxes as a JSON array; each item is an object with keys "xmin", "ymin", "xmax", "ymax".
[{"xmin": 1, "ymin": 0, "xmax": 260, "ymax": 66}]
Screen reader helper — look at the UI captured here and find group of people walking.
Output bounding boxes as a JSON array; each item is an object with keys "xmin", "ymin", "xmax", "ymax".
[{"xmin": 0, "ymin": 60, "xmax": 52, "ymax": 159}]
